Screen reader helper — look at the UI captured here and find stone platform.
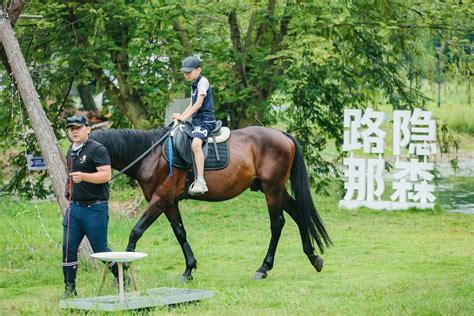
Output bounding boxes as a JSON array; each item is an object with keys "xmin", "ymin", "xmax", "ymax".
[{"xmin": 59, "ymin": 287, "xmax": 214, "ymax": 312}]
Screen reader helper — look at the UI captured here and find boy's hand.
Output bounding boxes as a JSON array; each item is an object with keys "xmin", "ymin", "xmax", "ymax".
[{"xmin": 171, "ymin": 113, "xmax": 183, "ymax": 121}]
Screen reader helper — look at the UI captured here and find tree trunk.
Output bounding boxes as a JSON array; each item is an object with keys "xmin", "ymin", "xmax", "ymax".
[
  {"xmin": 90, "ymin": 66, "xmax": 150, "ymax": 129},
  {"xmin": 0, "ymin": 9, "xmax": 94, "ymax": 262},
  {"xmin": 78, "ymin": 84, "xmax": 98, "ymax": 111},
  {"xmin": 103, "ymin": 79, "xmax": 150, "ymax": 129}
]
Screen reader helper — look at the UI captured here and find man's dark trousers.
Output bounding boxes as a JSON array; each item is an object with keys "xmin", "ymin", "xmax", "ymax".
[{"xmin": 62, "ymin": 201, "xmax": 118, "ymax": 283}]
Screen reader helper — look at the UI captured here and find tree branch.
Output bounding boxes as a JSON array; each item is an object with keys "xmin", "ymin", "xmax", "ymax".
[
  {"xmin": 173, "ymin": 19, "xmax": 192, "ymax": 55},
  {"xmin": 272, "ymin": 6, "xmax": 291, "ymax": 54},
  {"xmin": 7, "ymin": 0, "xmax": 26, "ymax": 26},
  {"xmin": 55, "ymin": 71, "xmax": 77, "ymax": 123},
  {"xmin": 254, "ymin": 0, "xmax": 276, "ymax": 46},
  {"xmin": 328, "ymin": 21, "xmax": 469, "ymax": 32},
  {"xmin": 261, "ymin": 4, "xmax": 292, "ymax": 104},
  {"xmin": 244, "ymin": 8, "xmax": 257, "ymax": 50},
  {"xmin": 227, "ymin": 9, "xmax": 248, "ymax": 88},
  {"xmin": 228, "ymin": 9, "xmax": 243, "ymax": 54}
]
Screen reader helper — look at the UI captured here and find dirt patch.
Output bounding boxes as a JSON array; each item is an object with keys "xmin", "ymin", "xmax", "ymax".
[{"xmin": 109, "ymin": 195, "xmax": 144, "ymax": 218}]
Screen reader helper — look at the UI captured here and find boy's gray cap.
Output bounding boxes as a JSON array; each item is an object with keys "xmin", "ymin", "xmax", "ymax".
[
  {"xmin": 180, "ymin": 56, "xmax": 201, "ymax": 72},
  {"xmin": 66, "ymin": 115, "xmax": 89, "ymax": 127}
]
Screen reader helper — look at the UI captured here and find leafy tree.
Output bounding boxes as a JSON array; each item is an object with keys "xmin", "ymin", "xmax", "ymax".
[
  {"xmin": 1, "ymin": 0, "xmax": 471, "ymax": 196},
  {"xmin": 274, "ymin": 1, "xmax": 472, "ymax": 188}
]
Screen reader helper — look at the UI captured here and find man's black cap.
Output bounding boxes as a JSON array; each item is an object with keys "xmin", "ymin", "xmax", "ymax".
[
  {"xmin": 66, "ymin": 115, "xmax": 89, "ymax": 128},
  {"xmin": 180, "ymin": 56, "xmax": 201, "ymax": 72}
]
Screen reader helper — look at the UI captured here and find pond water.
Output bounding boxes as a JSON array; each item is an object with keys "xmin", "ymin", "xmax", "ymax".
[
  {"xmin": 352, "ymin": 160, "xmax": 474, "ymax": 215},
  {"xmin": 437, "ymin": 176, "xmax": 474, "ymax": 214},
  {"xmin": 437, "ymin": 160, "xmax": 474, "ymax": 214}
]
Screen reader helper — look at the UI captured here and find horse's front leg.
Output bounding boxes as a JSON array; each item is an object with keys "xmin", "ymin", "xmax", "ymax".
[
  {"xmin": 165, "ymin": 203, "xmax": 197, "ymax": 281},
  {"xmin": 126, "ymin": 197, "xmax": 163, "ymax": 252}
]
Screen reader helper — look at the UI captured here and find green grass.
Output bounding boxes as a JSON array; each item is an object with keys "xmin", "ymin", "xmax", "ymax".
[
  {"xmin": 1, "ymin": 188, "xmax": 473, "ymax": 315},
  {"xmin": 388, "ymin": 85, "xmax": 474, "ymax": 151},
  {"xmin": 426, "ymin": 89, "xmax": 474, "ymax": 136}
]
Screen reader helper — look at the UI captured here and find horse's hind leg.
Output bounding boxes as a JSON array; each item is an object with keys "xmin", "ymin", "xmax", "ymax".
[
  {"xmin": 126, "ymin": 198, "xmax": 163, "ymax": 252},
  {"xmin": 254, "ymin": 186, "xmax": 285, "ymax": 280},
  {"xmin": 282, "ymin": 192, "xmax": 323, "ymax": 272},
  {"xmin": 165, "ymin": 203, "xmax": 197, "ymax": 281}
]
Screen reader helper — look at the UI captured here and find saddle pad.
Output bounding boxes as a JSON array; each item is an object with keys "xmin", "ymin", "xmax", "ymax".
[{"xmin": 162, "ymin": 137, "xmax": 230, "ymax": 170}]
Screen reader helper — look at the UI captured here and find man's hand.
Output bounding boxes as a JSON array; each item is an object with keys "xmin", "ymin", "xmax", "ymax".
[
  {"xmin": 64, "ymin": 181, "xmax": 71, "ymax": 198},
  {"xmin": 70, "ymin": 172, "xmax": 84, "ymax": 183},
  {"xmin": 69, "ymin": 166, "xmax": 111, "ymax": 185}
]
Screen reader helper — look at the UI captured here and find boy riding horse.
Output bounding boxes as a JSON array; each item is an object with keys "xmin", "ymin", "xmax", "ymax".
[{"xmin": 172, "ymin": 56, "xmax": 216, "ymax": 195}]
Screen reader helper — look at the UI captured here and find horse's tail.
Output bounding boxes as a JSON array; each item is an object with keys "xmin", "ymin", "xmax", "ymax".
[{"xmin": 284, "ymin": 133, "xmax": 333, "ymax": 253}]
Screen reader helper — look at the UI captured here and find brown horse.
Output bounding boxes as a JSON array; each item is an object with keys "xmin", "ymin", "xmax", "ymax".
[{"xmin": 91, "ymin": 126, "xmax": 332, "ymax": 280}]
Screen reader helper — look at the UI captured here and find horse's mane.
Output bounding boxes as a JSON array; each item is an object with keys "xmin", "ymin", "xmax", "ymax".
[{"xmin": 90, "ymin": 127, "xmax": 170, "ymax": 165}]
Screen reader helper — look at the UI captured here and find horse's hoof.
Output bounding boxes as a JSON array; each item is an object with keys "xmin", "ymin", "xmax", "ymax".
[
  {"xmin": 253, "ymin": 271, "xmax": 267, "ymax": 280},
  {"xmin": 123, "ymin": 262, "xmax": 130, "ymax": 271},
  {"xmin": 179, "ymin": 274, "xmax": 193, "ymax": 282},
  {"xmin": 311, "ymin": 255, "xmax": 324, "ymax": 272}
]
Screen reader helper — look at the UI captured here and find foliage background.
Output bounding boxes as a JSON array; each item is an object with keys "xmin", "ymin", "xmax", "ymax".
[
  {"xmin": 0, "ymin": 2, "xmax": 473, "ymax": 314},
  {"xmin": 0, "ymin": 0, "xmax": 472, "ymax": 196}
]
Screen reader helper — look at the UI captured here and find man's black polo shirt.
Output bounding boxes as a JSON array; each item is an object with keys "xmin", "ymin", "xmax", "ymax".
[{"xmin": 67, "ymin": 139, "xmax": 110, "ymax": 202}]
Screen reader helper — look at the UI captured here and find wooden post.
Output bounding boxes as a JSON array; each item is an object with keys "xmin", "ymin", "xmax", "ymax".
[{"xmin": 0, "ymin": 7, "xmax": 94, "ymax": 262}]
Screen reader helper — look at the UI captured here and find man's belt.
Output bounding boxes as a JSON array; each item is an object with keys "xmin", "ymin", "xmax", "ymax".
[{"xmin": 73, "ymin": 200, "xmax": 107, "ymax": 206}]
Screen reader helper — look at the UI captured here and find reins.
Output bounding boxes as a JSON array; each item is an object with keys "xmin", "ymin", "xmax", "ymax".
[{"xmin": 110, "ymin": 121, "xmax": 179, "ymax": 181}]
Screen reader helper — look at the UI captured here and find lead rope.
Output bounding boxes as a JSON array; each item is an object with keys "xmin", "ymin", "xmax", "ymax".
[{"xmin": 65, "ymin": 154, "xmax": 73, "ymax": 266}]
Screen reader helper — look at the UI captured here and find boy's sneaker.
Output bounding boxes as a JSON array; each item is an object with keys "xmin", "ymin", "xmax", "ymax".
[{"xmin": 188, "ymin": 180, "xmax": 208, "ymax": 195}]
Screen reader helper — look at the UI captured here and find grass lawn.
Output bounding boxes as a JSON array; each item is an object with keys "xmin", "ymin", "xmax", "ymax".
[{"xmin": 0, "ymin": 188, "xmax": 473, "ymax": 315}]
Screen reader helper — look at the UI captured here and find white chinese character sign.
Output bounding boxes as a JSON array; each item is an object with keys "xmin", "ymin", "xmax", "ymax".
[{"xmin": 339, "ymin": 108, "xmax": 437, "ymax": 210}]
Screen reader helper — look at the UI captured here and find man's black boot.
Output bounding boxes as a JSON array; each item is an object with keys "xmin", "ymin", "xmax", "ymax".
[{"xmin": 60, "ymin": 282, "xmax": 77, "ymax": 299}]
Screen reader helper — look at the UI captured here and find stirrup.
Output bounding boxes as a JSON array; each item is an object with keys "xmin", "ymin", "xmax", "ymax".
[{"xmin": 188, "ymin": 180, "xmax": 208, "ymax": 195}]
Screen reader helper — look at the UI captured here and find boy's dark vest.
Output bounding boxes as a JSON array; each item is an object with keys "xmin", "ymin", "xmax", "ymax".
[{"xmin": 191, "ymin": 75, "xmax": 215, "ymax": 123}]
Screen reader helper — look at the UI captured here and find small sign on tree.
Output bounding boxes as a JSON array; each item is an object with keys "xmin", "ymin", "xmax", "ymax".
[{"xmin": 27, "ymin": 154, "xmax": 47, "ymax": 171}]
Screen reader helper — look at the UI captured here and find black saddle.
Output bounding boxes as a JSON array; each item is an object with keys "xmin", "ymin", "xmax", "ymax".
[{"xmin": 162, "ymin": 121, "xmax": 229, "ymax": 171}]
